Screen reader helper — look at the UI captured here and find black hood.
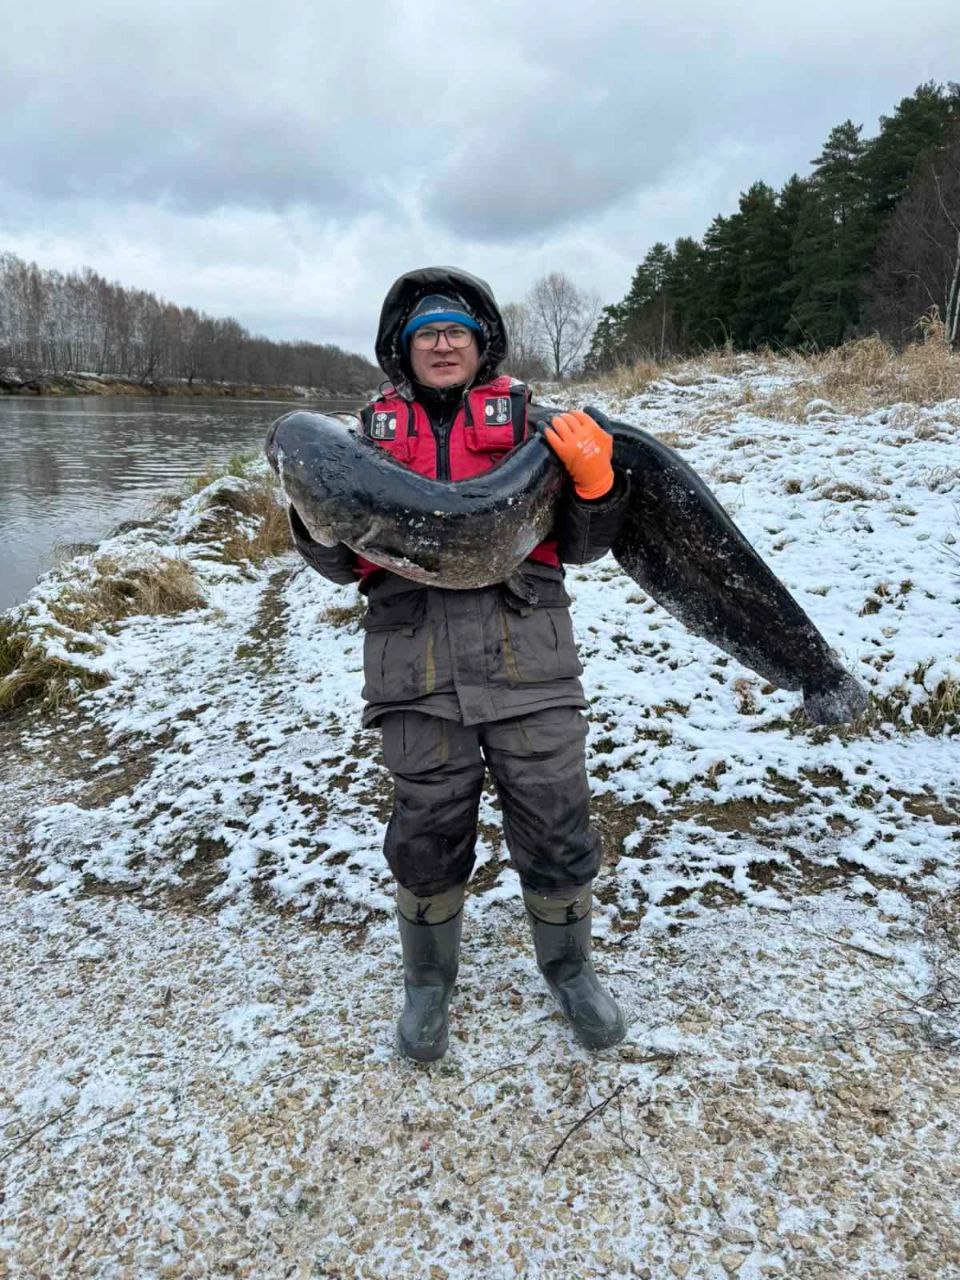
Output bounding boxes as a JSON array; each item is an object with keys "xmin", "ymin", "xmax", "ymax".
[{"xmin": 375, "ymin": 266, "xmax": 508, "ymax": 397}]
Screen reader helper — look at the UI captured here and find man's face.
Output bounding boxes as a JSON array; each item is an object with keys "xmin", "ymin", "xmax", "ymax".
[{"xmin": 408, "ymin": 324, "xmax": 481, "ymax": 390}]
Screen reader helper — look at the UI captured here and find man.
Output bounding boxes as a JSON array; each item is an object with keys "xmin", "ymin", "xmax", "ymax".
[{"xmin": 289, "ymin": 266, "xmax": 630, "ymax": 1061}]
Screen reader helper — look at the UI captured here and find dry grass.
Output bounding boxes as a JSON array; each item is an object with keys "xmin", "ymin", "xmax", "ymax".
[
  {"xmin": 0, "ymin": 615, "xmax": 29, "ymax": 683},
  {"xmin": 858, "ymin": 580, "xmax": 914, "ymax": 617},
  {"xmin": 184, "ymin": 450, "xmax": 260, "ymax": 496},
  {"xmin": 0, "ymin": 615, "xmax": 108, "ymax": 714},
  {"xmin": 219, "ymin": 481, "xmax": 292, "ymax": 564},
  {"xmin": 921, "ymin": 466, "xmax": 960, "ymax": 494},
  {"xmin": 150, "ymin": 492, "xmax": 186, "ymax": 516},
  {"xmin": 786, "ymin": 662, "xmax": 959, "ymax": 744},
  {"xmin": 584, "ymin": 347, "xmax": 765, "ymax": 404},
  {"xmin": 866, "ymin": 662, "xmax": 960, "ymax": 737},
  {"xmin": 587, "ymin": 358, "xmax": 670, "ymax": 400},
  {"xmin": 817, "ymin": 333, "xmax": 960, "ymax": 407},
  {"xmin": 317, "ymin": 601, "xmax": 365, "ymax": 629},
  {"xmin": 695, "ymin": 346, "xmax": 768, "ymax": 378},
  {"xmin": 0, "ymin": 648, "xmax": 110, "ymax": 714},
  {"xmin": 1, "ymin": 454, "xmax": 293, "ymax": 717},
  {"xmin": 585, "ymin": 332, "xmax": 960, "ymax": 424},
  {"xmin": 817, "ymin": 480, "xmax": 887, "ymax": 503},
  {"xmin": 754, "ymin": 334, "xmax": 960, "ymax": 420},
  {"xmin": 181, "ymin": 456, "xmax": 292, "ymax": 565},
  {"xmin": 0, "ymin": 555, "xmax": 206, "ymax": 716},
  {"xmin": 53, "ymin": 554, "xmax": 207, "ymax": 630}
]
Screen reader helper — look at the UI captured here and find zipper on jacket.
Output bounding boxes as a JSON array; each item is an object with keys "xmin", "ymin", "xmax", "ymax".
[
  {"xmin": 434, "ymin": 412, "xmax": 453, "ymax": 480},
  {"xmin": 423, "ymin": 391, "xmax": 466, "ymax": 481}
]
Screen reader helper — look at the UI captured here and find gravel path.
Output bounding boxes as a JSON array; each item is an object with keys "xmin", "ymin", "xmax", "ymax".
[{"xmin": 2, "ymin": 870, "xmax": 959, "ymax": 1279}]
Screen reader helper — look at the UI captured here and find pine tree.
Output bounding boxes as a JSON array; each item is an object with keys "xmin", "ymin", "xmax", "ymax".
[
  {"xmin": 664, "ymin": 236, "xmax": 708, "ymax": 350},
  {"xmin": 732, "ymin": 182, "xmax": 792, "ymax": 347},
  {"xmin": 586, "ymin": 304, "xmax": 627, "ymax": 372},
  {"xmin": 861, "ymin": 81, "xmax": 960, "ymax": 221},
  {"xmin": 787, "ymin": 121, "xmax": 870, "ymax": 346},
  {"xmin": 773, "ymin": 175, "xmax": 812, "ymax": 338},
  {"xmin": 620, "ymin": 243, "xmax": 675, "ymax": 359},
  {"xmin": 595, "ymin": 83, "xmax": 960, "ymax": 363},
  {"xmin": 699, "ymin": 213, "xmax": 744, "ymax": 347},
  {"xmin": 586, "ymin": 244, "xmax": 678, "ymax": 366}
]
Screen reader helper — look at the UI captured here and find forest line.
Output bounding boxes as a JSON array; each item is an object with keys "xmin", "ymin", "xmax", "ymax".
[
  {"xmin": 586, "ymin": 81, "xmax": 960, "ymax": 370},
  {"xmin": 0, "ymin": 253, "xmax": 380, "ymax": 395}
]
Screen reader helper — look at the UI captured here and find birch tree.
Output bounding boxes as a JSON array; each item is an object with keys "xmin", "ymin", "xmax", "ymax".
[
  {"xmin": 501, "ymin": 301, "xmax": 546, "ymax": 380},
  {"xmin": 527, "ymin": 273, "xmax": 600, "ymax": 380},
  {"xmin": 0, "ymin": 252, "xmax": 380, "ymax": 388}
]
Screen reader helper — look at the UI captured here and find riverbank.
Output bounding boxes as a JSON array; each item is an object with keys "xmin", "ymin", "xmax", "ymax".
[
  {"xmin": 0, "ymin": 369, "xmax": 368, "ymax": 400},
  {"xmin": 2, "ymin": 355, "xmax": 959, "ymax": 1277}
]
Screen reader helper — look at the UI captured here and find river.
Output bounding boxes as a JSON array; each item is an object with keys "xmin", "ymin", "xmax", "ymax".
[{"xmin": 0, "ymin": 395, "xmax": 361, "ymax": 613}]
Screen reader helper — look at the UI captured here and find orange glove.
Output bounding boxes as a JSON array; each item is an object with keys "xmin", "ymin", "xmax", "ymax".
[{"xmin": 544, "ymin": 411, "xmax": 614, "ymax": 500}]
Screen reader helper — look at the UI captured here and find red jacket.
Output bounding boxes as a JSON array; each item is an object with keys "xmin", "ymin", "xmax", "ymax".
[{"xmin": 355, "ymin": 376, "xmax": 560, "ymax": 585}]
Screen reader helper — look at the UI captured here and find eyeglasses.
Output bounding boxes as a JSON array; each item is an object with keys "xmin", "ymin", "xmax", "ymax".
[{"xmin": 410, "ymin": 324, "xmax": 476, "ymax": 350}]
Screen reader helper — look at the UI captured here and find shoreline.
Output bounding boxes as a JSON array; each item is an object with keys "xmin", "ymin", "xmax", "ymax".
[{"xmin": 0, "ymin": 370, "xmax": 368, "ymax": 401}]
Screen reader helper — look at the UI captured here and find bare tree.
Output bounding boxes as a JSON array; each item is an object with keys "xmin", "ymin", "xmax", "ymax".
[
  {"xmin": 867, "ymin": 130, "xmax": 960, "ymax": 348},
  {"xmin": 501, "ymin": 300, "xmax": 547, "ymax": 380},
  {"xmin": 526, "ymin": 273, "xmax": 601, "ymax": 380},
  {"xmin": 0, "ymin": 252, "xmax": 380, "ymax": 390}
]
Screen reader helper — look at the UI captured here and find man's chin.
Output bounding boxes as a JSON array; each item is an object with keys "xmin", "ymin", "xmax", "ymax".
[{"xmin": 425, "ymin": 370, "xmax": 466, "ymax": 388}]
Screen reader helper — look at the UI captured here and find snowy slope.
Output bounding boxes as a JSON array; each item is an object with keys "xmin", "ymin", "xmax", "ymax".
[
  {"xmin": 13, "ymin": 364, "xmax": 959, "ymax": 922},
  {"xmin": 2, "ymin": 362, "xmax": 959, "ymax": 1280}
]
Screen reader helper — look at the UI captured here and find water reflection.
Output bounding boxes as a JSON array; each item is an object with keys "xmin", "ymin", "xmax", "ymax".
[{"xmin": 0, "ymin": 395, "xmax": 360, "ymax": 612}]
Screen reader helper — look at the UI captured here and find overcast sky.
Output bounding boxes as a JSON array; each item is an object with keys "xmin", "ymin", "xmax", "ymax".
[{"xmin": 3, "ymin": 0, "xmax": 958, "ymax": 359}]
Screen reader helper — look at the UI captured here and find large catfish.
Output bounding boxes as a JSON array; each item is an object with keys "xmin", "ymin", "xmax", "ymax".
[{"xmin": 265, "ymin": 407, "xmax": 867, "ymax": 725}]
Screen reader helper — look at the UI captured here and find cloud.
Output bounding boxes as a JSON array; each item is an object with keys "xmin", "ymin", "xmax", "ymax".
[
  {"xmin": 423, "ymin": 0, "xmax": 960, "ymax": 239},
  {"xmin": 1, "ymin": 3, "xmax": 394, "ymax": 216},
  {"xmin": 2, "ymin": 0, "xmax": 960, "ymax": 350}
]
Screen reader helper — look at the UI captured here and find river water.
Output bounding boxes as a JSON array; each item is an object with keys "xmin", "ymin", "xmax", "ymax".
[{"xmin": 0, "ymin": 395, "xmax": 360, "ymax": 613}]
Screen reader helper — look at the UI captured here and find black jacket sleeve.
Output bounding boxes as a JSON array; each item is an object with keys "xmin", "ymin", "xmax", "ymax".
[
  {"xmin": 288, "ymin": 505, "xmax": 359, "ymax": 586},
  {"xmin": 554, "ymin": 469, "xmax": 631, "ymax": 565}
]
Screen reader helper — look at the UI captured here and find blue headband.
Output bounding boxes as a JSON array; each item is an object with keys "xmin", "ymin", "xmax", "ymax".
[{"xmin": 401, "ymin": 295, "xmax": 482, "ymax": 348}]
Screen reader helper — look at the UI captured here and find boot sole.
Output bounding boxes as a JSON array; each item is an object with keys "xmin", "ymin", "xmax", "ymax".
[
  {"xmin": 547, "ymin": 990, "xmax": 626, "ymax": 1050},
  {"xmin": 571, "ymin": 1019, "xmax": 627, "ymax": 1050},
  {"xmin": 397, "ymin": 1031, "xmax": 448, "ymax": 1063}
]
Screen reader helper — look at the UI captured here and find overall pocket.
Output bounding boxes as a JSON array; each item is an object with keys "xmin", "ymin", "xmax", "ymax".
[
  {"xmin": 361, "ymin": 589, "xmax": 433, "ymax": 702},
  {"xmin": 362, "ymin": 588, "xmax": 427, "ymax": 634},
  {"xmin": 497, "ymin": 578, "xmax": 582, "ymax": 683}
]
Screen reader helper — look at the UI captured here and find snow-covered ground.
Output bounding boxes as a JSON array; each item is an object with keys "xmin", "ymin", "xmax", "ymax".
[{"xmin": 1, "ymin": 362, "xmax": 958, "ymax": 1278}]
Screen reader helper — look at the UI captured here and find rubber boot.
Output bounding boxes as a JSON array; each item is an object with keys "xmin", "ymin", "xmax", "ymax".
[
  {"xmin": 396, "ymin": 883, "xmax": 465, "ymax": 1063},
  {"xmin": 524, "ymin": 885, "xmax": 625, "ymax": 1050}
]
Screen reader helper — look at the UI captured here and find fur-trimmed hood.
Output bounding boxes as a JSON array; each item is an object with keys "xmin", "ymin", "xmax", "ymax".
[{"xmin": 375, "ymin": 266, "xmax": 508, "ymax": 398}]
